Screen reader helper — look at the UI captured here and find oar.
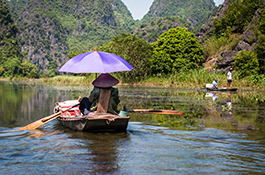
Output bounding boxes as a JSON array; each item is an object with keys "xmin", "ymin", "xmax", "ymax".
[
  {"xmin": 127, "ymin": 109, "xmax": 185, "ymax": 115},
  {"xmin": 16, "ymin": 103, "xmax": 79, "ymax": 131}
]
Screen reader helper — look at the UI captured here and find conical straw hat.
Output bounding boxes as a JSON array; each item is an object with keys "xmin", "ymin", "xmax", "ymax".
[{"xmin": 92, "ymin": 73, "xmax": 119, "ymax": 88}]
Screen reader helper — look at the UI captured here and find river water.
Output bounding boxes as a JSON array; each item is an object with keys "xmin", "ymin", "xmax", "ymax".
[{"xmin": 0, "ymin": 81, "xmax": 265, "ymax": 174}]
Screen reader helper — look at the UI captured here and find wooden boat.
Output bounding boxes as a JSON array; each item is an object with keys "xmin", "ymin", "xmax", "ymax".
[
  {"xmin": 55, "ymin": 88, "xmax": 130, "ymax": 132},
  {"xmin": 206, "ymin": 88, "xmax": 237, "ymax": 92},
  {"xmin": 57, "ymin": 113, "xmax": 130, "ymax": 132}
]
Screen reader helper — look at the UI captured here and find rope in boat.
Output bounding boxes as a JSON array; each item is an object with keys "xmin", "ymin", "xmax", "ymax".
[
  {"xmin": 106, "ymin": 118, "xmax": 116, "ymax": 125},
  {"xmin": 86, "ymin": 114, "xmax": 121, "ymax": 125}
]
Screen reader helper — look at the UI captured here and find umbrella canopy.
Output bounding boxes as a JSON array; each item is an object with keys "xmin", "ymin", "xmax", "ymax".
[{"xmin": 58, "ymin": 51, "xmax": 133, "ymax": 73}]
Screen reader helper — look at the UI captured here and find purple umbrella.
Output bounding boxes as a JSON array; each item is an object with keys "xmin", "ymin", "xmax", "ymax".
[{"xmin": 58, "ymin": 51, "xmax": 133, "ymax": 73}]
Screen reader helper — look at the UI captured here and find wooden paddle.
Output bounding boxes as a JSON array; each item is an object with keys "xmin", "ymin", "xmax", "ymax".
[
  {"xmin": 16, "ymin": 103, "xmax": 79, "ymax": 131},
  {"xmin": 127, "ymin": 109, "xmax": 185, "ymax": 115}
]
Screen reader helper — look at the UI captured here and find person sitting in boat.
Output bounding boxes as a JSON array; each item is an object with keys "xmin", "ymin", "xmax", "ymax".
[
  {"xmin": 79, "ymin": 73, "xmax": 120, "ymax": 115},
  {"xmin": 212, "ymin": 78, "xmax": 219, "ymax": 89}
]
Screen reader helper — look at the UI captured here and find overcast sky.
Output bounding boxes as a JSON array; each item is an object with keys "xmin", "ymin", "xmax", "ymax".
[{"xmin": 121, "ymin": 0, "xmax": 225, "ymax": 20}]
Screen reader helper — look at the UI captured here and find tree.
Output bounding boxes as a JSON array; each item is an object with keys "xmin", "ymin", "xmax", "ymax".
[
  {"xmin": 21, "ymin": 60, "xmax": 40, "ymax": 78},
  {"xmin": 151, "ymin": 27, "xmax": 204, "ymax": 75},
  {"xmin": 233, "ymin": 50, "xmax": 259, "ymax": 78},
  {"xmin": 100, "ymin": 33, "xmax": 153, "ymax": 82}
]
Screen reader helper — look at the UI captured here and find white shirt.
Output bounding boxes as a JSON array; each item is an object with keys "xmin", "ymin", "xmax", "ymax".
[
  {"xmin": 212, "ymin": 80, "xmax": 218, "ymax": 88},
  {"xmin": 227, "ymin": 71, "xmax": 233, "ymax": 80}
]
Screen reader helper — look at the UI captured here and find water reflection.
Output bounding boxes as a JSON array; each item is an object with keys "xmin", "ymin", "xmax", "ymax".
[
  {"xmin": 1, "ymin": 81, "xmax": 265, "ymax": 134},
  {"xmin": 50, "ymin": 123, "xmax": 130, "ymax": 174},
  {"xmin": 0, "ymin": 81, "xmax": 85, "ymax": 128},
  {"xmin": 220, "ymin": 93, "xmax": 233, "ymax": 118},
  {"xmin": 0, "ymin": 81, "xmax": 265, "ymax": 174},
  {"xmin": 212, "ymin": 92, "xmax": 218, "ymax": 101},
  {"xmin": 203, "ymin": 90, "xmax": 265, "ymax": 135},
  {"xmin": 226, "ymin": 93, "xmax": 232, "ymax": 109}
]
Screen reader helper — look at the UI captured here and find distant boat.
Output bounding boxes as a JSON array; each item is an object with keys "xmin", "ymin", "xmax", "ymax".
[{"xmin": 206, "ymin": 88, "xmax": 237, "ymax": 92}]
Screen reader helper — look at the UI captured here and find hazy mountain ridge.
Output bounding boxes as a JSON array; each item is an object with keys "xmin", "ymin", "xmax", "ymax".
[
  {"xmin": 141, "ymin": 0, "xmax": 215, "ymax": 29},
  {"xmin": 133, "ymin": 16, "xmax": 195, "ymax": 43}
]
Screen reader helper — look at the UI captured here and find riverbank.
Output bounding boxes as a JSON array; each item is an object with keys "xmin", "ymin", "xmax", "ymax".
[{"xmin": 1, "ymin": 72, "xmax": 264, "ymax": 91}]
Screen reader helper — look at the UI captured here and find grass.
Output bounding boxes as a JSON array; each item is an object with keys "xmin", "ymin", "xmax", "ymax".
[
  {"xmin": 135, "ymin": 69, "xmax": 263, "ymax": 90},
  {"xmin": 42, "ymin": 75, "xmax": 94, "ymax": 86},
  {"xmin": 1, "ymin": 69, "xmax": 264, "ymax": 90}
]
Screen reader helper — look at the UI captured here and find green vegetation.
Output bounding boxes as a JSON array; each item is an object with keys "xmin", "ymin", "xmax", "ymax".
[
  {"xmin": 0, "ymin": 0, "xmax": 40, "ymax": 78},
  {"xmin": 65, "ymin": 28, "xmax": 204, "ymax": 84},
  {"xmin": 3, "ymin": 0, "xmax": 137, "ymax": 74},
  {"xmin": 203, "ymin": 0, "xmax": 262, "ymax": 60},
  {"xmin": 100, "ymin": 33, "xmax": 153, "ymax": 83},
  {"xmin": 151, "ymin": 27, "xmax": 204, "ymax": 75},
  {"xmin": 203, "ymin": 34, "xmax": 242, "ymax": 59},
  {"xmin": 213, "ymin": 0, "xmax": 260, "ymax": 36},
  {"xmin": 2, "ymin": 0, "xmax": 29, "ymax": 21},
  {"xmin": 203, "ymin": 0, "xmax": 265, "ymax": 82},
  {"xmin": 31, "ymin": 0, "xmax": 136, "ymax": 50},
  {"xmin": 42, "ymin": 75, "xmax": 94, "ymax": 86},
  {"xmin": 255, "ymin": 4, "xmax": 265, "ymax": 74},
  {"xmin": 1, "ymin": 0, "xmax": 265, "ymax": 133},
  {"xmin": 37, "ymin": 68, "xmax": 265, "ymax": 91},
  {"xmin": 141, "ymin": 0, "xmax": 215, "ymax": 29},
  {"xmin": 0, "ymin": 0, "xmax": 264, "ymax": 91},
  {"xmin": 233, "ymin": 50, "xmax": 259, "ymax": 78},
  {"xmin": 133, "ymin": 16, "xmax": 195, "ymax": 43}
]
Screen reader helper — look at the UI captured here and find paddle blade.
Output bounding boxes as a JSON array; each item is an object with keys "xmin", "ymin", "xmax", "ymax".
[
  {"xmin": 128, "ymin": 109, "xmax": 185, "ymax": 115},
  {"xmin": 16, "ymin": 112, "xmax": 62, "ymax": 131},
  {"xmin": 16, "ymin": 103, "xmax": 79, "ymax": 131}
]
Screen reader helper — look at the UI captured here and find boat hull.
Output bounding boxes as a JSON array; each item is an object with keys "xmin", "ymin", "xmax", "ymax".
[
  {"xmin": 57, "ymin": 114, "xmax": 130, "ymax": 132},
  {"xmin": 206, "ymin": 88, "xmax": 237, "ymax": 92}
]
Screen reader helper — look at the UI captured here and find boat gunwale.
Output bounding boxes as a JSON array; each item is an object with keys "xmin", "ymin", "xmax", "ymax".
[
  {"xmin": 206, "ymin": 88, "xmax": 237, "ymax": 91},
  {"xmin": 57, "ymin": 114, "xmax": 130, "ymax": 121}
]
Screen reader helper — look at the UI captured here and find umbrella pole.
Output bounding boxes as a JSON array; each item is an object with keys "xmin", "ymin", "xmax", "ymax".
[{"xmin": 95, "ymin": 46, "xmax": 98, "ymax": 79}]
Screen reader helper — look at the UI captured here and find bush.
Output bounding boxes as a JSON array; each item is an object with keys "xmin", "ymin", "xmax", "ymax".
[
  {"xmin": 233, "ymin": 50, "xmax": 259, "ymax": 78},
  {"xmin": 151, "ymin": 27, "xmax": 204, "ymax": 75}
]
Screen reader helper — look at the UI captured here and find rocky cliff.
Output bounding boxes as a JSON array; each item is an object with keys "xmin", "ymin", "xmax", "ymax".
[
  {"xmin": 198, "ymin": 0, "xmax": 264, "ymax": 74},
  {"xmin": 4, "ymin": 0, "xmax": 135, "ymax": 73}
]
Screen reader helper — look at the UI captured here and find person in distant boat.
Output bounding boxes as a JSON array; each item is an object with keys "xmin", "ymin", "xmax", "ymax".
[
  {"xmin": 78, "ymin": 73, "xmax": 120, "ymax": 115},
  {"xmin": 227, "ymin": 67, "xmax": 233, "ymax": 89},
  {"xmin": 212, "ymin": 78, "xmax": 219, "ymax": 89}
]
